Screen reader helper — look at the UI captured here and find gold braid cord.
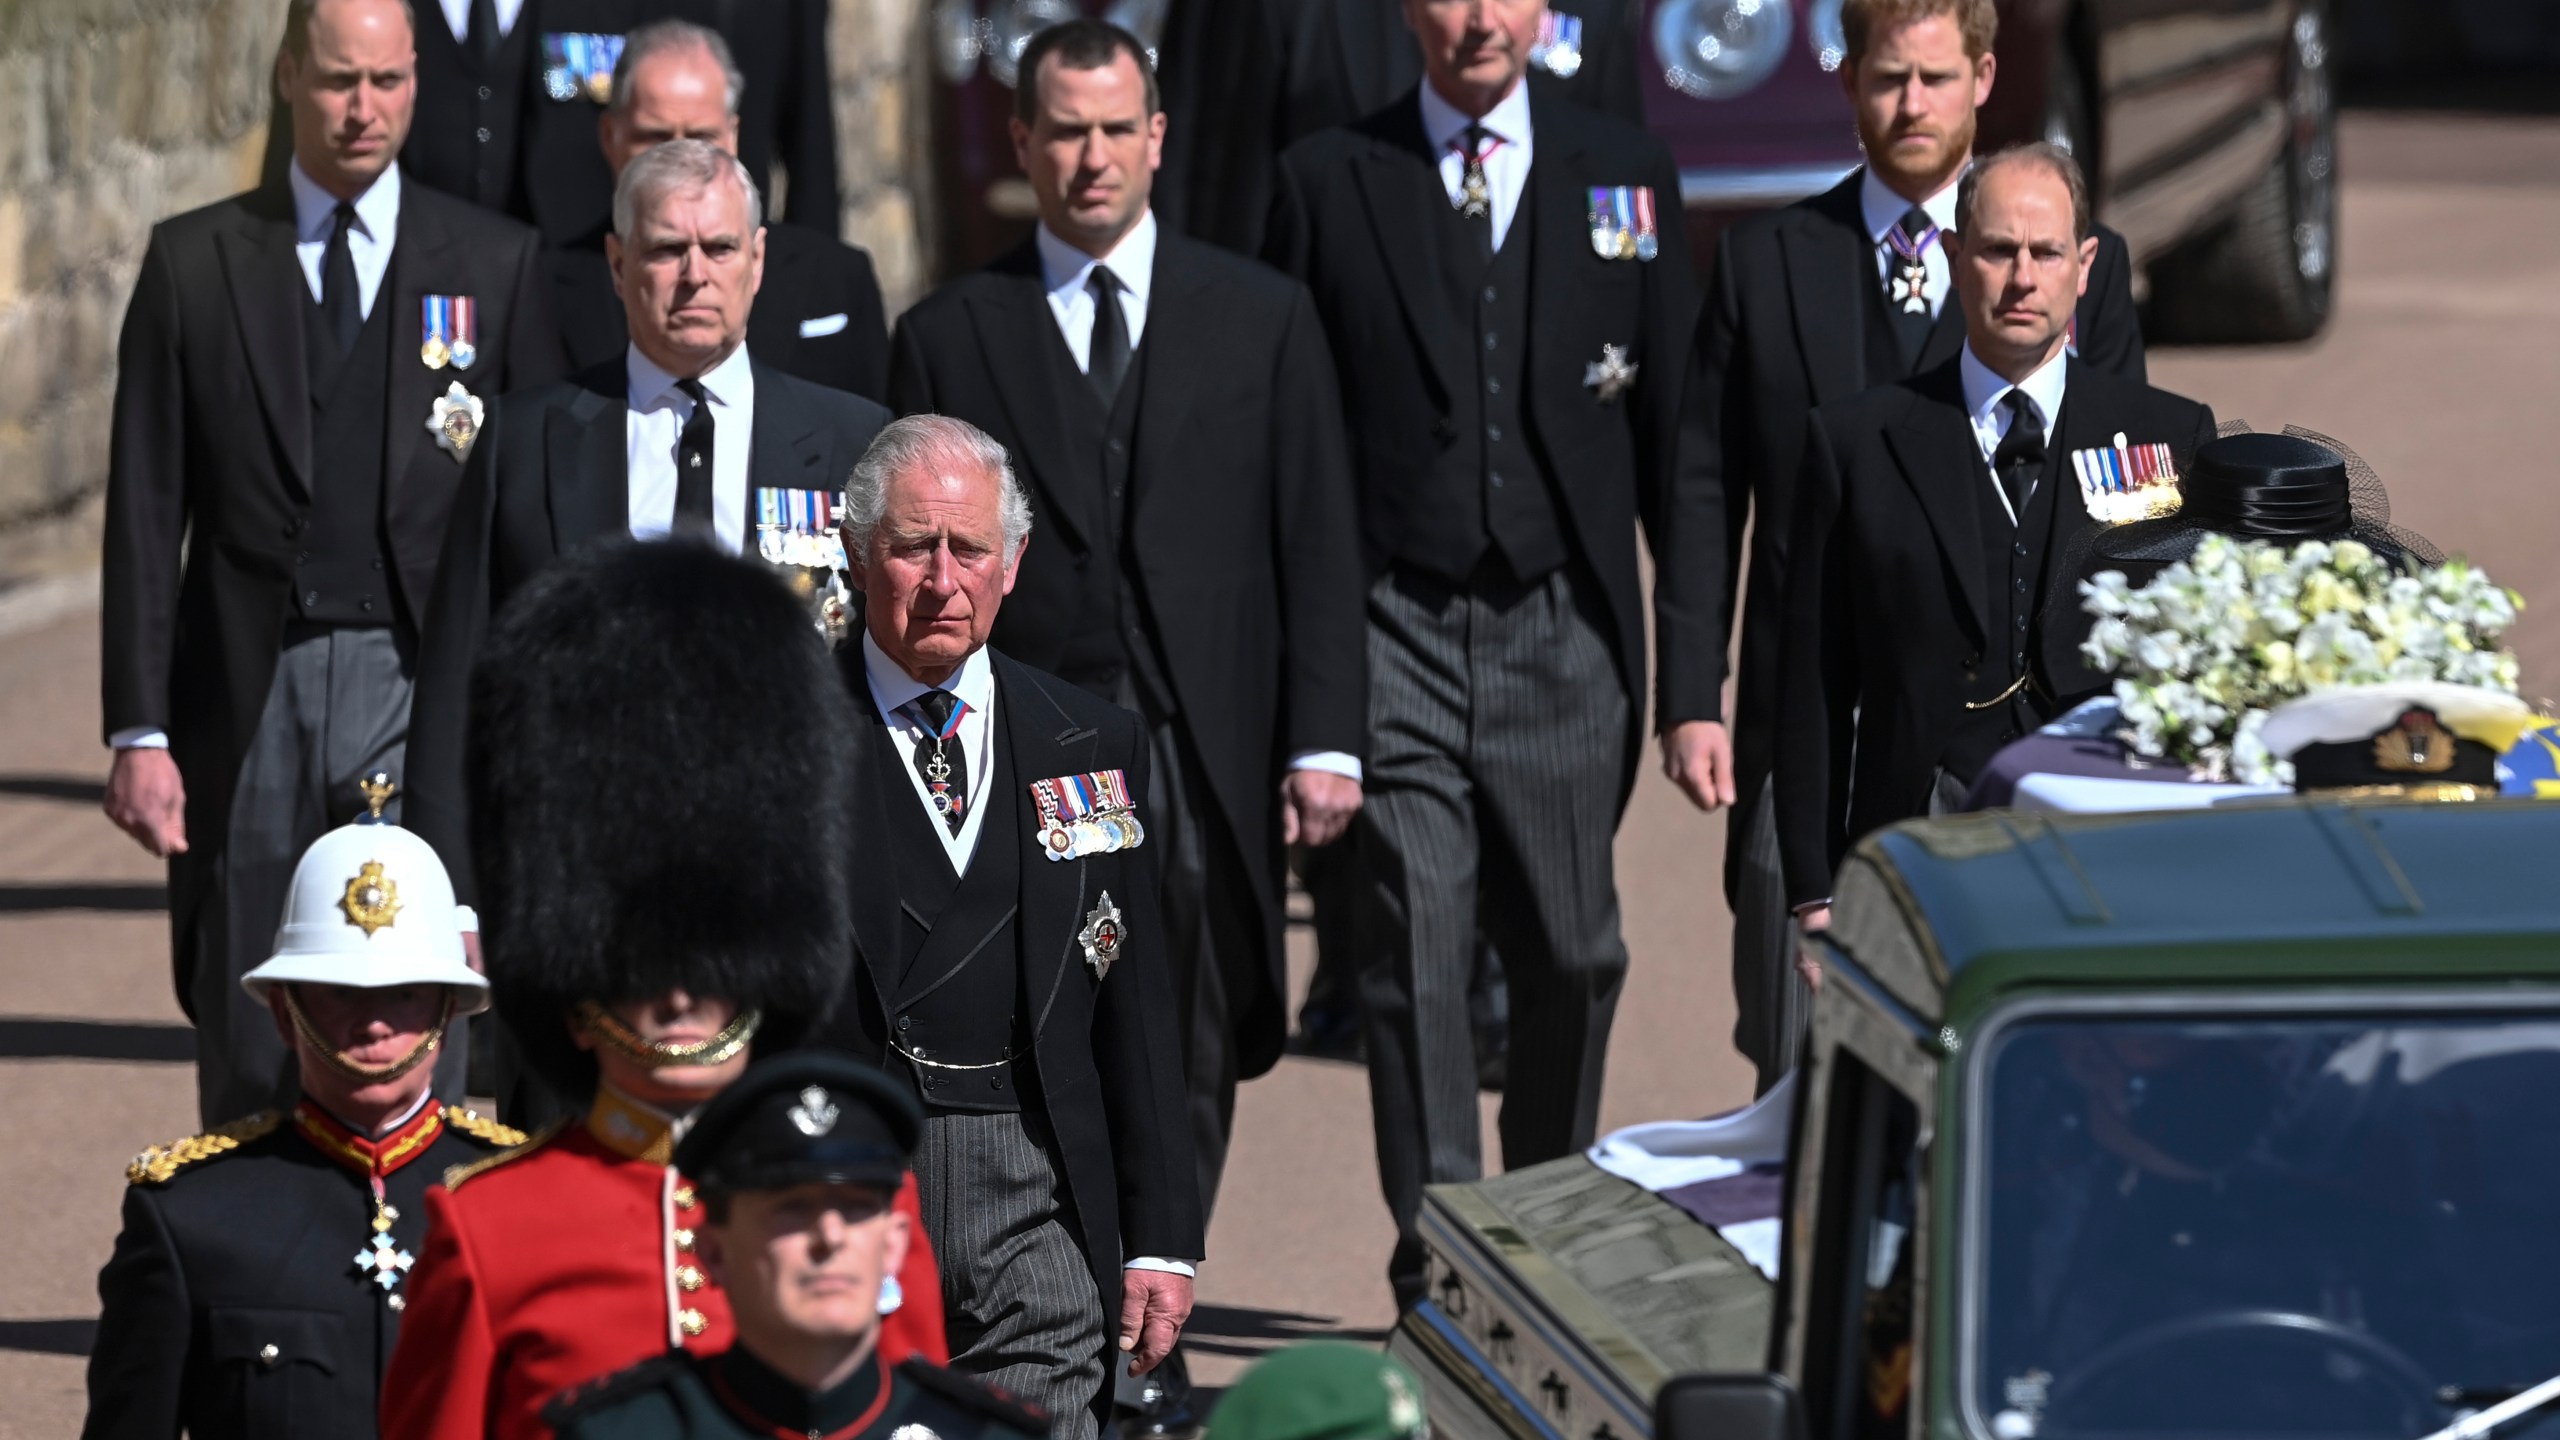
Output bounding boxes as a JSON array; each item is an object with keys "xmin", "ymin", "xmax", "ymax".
[
  {"xmin": 574, "ymin": 1002, "xmax": 760, "ymax": 1070},
  {"xmin": 441, "ymin": 1105, "xmax": 529, "ymax": 1148},
  {"xmin": 443, "ymin": 1117, "xmax": 570, "ymax": 1191},
  {"xmin": 127, "ymin": 1111, "xmax": 283, "ymax": 1185}
]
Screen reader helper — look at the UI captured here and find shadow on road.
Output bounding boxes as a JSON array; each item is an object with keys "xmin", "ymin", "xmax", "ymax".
[
  {"xmin": 0, "ymin": 1318, "xmax": 96, "ymax": 1357},
  {"xmin": 1181, "ymin": 1303, "xmax": 1389, "ymax": 1358},
  {"xmin": 0, "ymin": 883, "xmax": 166, "ymax": 912},
  {"xmin": 0, "ymin": 773, "xmax": 107, "ymax": 805},
  {"xmin": 0, "ymin": 1018, "xmax": 195, "ymax": 1063}
]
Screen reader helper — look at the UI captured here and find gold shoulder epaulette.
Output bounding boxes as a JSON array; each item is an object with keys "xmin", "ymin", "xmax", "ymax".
[
  {"xmin": 441, "ymin": 1105, "xmax": 529, "ymax": 1148},
  {"xmin": 443, "ymin": 1117, "xmax": 569, "ymax": 1191},
  {"xmin": 127, "ymin": 1110, "xmax": 282, "ymax": 1185}
]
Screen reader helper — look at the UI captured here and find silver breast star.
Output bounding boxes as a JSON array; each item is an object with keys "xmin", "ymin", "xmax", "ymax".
[{"xmin": 1583, "ymin": 343, "xmax": 1639, "ymax": 404}]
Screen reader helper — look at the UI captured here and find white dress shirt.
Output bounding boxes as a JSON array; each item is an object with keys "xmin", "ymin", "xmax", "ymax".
[
  {"xmin": 434, "ymin": 0, "xmax": 524, "ymax": 42},
  {"xmin": 1037, "ymin": 211, "xmax": 1157, "ymax": 369},
  {"xmin": 625, "ymin": 343, "xmax": 756, "ymax": 556},
  {"xmin": 861, "ymin": 631, "xmax": 998, "ymax": 876},
  {"xmin": 1859, "ymin": 165, "xmax": 1960, "ymax": 319},
  {"xmin": 289, "ymin": 158, "xmax": 399, "ymax": 317},
  {"xmin": 112, "ymin": 162, "xmax": 402, "ymax": 752},
  {"xmin": 1960, "ymin": 341, "xmax": 2070, "ymax": 525},
  {"xmin": 862, "ymin": 631, "xmax": 1197, "ymax": 1275},
  {"xmin": 1420, "ymin": 77, "xmax": 1534, "ymax": 253},
  {"xmin": 1033, "ymin": 215, "xmax": 1362, "ymax": 787}
]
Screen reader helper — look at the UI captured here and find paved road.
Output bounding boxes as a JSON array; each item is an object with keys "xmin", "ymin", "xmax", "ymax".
[{"xmin": 1, "ymin": 110, "xmax": 2555, "ymax": 1436}]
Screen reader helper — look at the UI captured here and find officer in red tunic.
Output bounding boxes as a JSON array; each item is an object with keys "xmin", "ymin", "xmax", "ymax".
[{"xmin": 380, "ymin": 541, "xmax": 944, "ymax": 1440}]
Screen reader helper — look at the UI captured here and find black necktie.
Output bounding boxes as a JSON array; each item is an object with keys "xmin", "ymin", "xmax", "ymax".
[
  {"xmin": 1086, "ymin": 266, "xmax": 1130, "ymax": 407},
  {"xmin": 672, "ymin": 377, "xmax": 717, "ymax": 536},
  {"xmin": 1885, "ymin": 204, "xmax": 1936, "ymax": 365},
  {"xmin": 322, "ymin": 202, "xmax": 361, "ymax": 358},
  {"xmin": 467, "ymin": 0, "xmax": 502, "ymax": 60},
  {"xmin": 1455, "ymin": 124, "xmax": 1495, "ymax": 262},
  {"xmin": 907, "ymin": 691, "xmax": 969, "ymax": 836},
  {"xmin": 1993, "ymin": 389, "xmax": 2047, "ymax": 523}
]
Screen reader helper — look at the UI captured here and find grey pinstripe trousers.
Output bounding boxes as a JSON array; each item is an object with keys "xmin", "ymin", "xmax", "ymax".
[
  {"xmin": 1356, "ymin": 565, "xmax": 1631, "ymax": 1303},
  {"xmin": 915, "ymin": 1109, "xmax": 1106, "ymax": 1439}
]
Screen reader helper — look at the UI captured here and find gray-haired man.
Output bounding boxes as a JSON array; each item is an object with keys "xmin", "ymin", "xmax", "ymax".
[
  {"xmin": 811, "ymin": 415, "xmax": 1202, "ymax": 1436},
  {"xmin": 403, "ymin": 138, "xmax": 891, "ymax": 1010}
]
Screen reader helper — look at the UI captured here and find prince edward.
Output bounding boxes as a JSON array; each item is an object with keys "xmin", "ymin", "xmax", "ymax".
[{"xmin": 814, "ymin": 417, "xmax": 1201, "ymax": 1434}]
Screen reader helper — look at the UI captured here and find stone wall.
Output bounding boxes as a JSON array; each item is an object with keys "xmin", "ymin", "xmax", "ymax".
[
  {"xmin": 0, "ymin": 0, "xmax": 285, "ymax": 575},
  {"xmin": 832, "ymin": 0, "xmax": 933, "ymax": 313}
]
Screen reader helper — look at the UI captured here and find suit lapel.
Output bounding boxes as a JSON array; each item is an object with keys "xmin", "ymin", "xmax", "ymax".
[
  {"xmin": 1782, "ymin": 174, "xmax": 1874, "ymax": 406},
  {"xmin": 963, "ymin": 247, "xmax": 1094, "ymax": 553},
  {"xmin": 1128, "ymin": 238, "xmax": 1209, "ymax": 523},
  {"xmin": 545, "ymin": 364, "xmax": 628, "ymax": 549},
  {"xmin": 746, "ymin": 364, "xmax": 833, "ymax": 531},
  {"xmin": 1349, "ymin": 101, "xmax": 1465, "ymax": 404},
  {"xmin": 994, "ymin": 656, "xmax": 1106, "ymax": 1013},
  {"xmin": 380, "ymin": 196, "xmax": 457, "ymax": 506},
  {"xmin": 1882, "ymin": 366, "xmax": 1992, "ymax": 646},
  {"xmin": 2036, "ymin": 358, "xmax": 2108, "ymax": 612},
  {"xmin": 1525, "ymin": 100, "xmax": 1591, "ymax": 393},
  {"xmin": 217, "ymin": 194, "xmax": 314, "ymax": 496},
  {"xmin": 839, "ymin": 647, "xmax": 906, "ymax": 1003},
  {"xmin": 1916, "ymin": 297, "xmax": 1966, "ymax": 371}
]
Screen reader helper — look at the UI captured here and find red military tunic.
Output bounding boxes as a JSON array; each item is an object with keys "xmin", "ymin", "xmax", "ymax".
[{"xmin": 380, "ymin": 1086, "xmax": 945, "ymax": 1440}]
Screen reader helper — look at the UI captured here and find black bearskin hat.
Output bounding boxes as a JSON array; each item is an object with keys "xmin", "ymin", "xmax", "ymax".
[{"xmin": 466, "ymin": 539, "xmax": 856, "ymax": 1096}]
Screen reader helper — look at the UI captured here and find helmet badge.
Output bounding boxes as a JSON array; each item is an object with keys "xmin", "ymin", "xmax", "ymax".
[{"xmin": 340, "ymin": 861, "xmax": 402, "ymax": 936}]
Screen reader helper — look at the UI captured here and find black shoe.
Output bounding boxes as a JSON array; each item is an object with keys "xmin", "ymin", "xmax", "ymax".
[
  {"xmin": 1288, "ymin": 999, "xmax": 1365, "ymax": 1061},
  {"xmin": 1474, "ymin": 1029, "xmax": 1508, "ymax": 1092},
  {"xmin": 1115, "ymin": 1349, "xmax": 1200, "ymax": 1439}
]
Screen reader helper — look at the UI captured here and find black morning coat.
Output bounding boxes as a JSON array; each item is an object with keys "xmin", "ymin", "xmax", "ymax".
[
  {"xmin": 400, "ymin": 357, "xmax": 891, "ymax": 902},
  {"xmin": 1773, "ymin": 357, "xmax": 2215, "ymax": 906},
  {"xmin": 1156, "ymin": 0, "xmax": 1646, "ymax": 256},
  {"xmin": 884, "ymin": 230, "xmax": 1368, "ymax": 1079},
  {"xmin": 101, "ymin": 178, "xmax": 563, "ymax": 1015},
  {"xmin": 816, "ymin": 651, "xmax": 1206, "ymax": 1347},
  {"xmin": 1652, "ymin": 168, "xmax": 2148, "ymax": 822},
  {"xmin": 511, "ymin": 0, "xmax": 840, "ymax": 247},
  {"xmin": 82, "ymin": 1109, "xmax": 516, "ymax": 1440},
  {"xmin": 549, "ymin": 221, "xmax": 893, "ymax": 401},
  {"xmin": 1265, "ymin": 87, "xmax": 1699, "ymax": 806}
]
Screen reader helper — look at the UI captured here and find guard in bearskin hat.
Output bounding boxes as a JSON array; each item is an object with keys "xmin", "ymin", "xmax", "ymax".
[{"xmin": 381, "ymin": 540, "xmax": 945, "ymax": 1440}]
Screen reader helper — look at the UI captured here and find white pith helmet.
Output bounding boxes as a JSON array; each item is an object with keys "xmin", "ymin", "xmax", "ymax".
[{"xmin": 241, "ymin": 782, "xmax": 488, "ymax": 1014}]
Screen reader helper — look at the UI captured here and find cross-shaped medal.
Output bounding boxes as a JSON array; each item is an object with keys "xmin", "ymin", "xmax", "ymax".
[
  {"xmin": 357, "ymin": 1231, "xmax": 415, "ymax": 1291},
  {"xmin": 1893, "ymin": 260, "xmax": 1931, "ymax": 314},
  {"xmin": 1583, "ymin": 343, "xmax": 1639, "ymax": 404}
]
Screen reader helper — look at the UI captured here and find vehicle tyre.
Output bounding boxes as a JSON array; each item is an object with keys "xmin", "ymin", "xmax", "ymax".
[{"xmin": 2146, "ymin": 0, "xmax": 2339, "ymax": 343}]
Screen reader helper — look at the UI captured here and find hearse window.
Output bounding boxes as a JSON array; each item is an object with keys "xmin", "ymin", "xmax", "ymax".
[
  {"xmin": 1805, "ymin": 1047, "xmax": 1925, "ymax": 1440},
  {"xmin": 1970, "ymin": 1011, "xmax": 2560, "ymax": 1440}
]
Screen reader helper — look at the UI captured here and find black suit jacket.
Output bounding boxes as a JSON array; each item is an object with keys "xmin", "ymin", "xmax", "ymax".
[
  {"xmin": 102, "ymin": 180, "xmax": 562, "ymax": 1012},
  {"xmin": 885, "ymin": 232, "xmax": 1365, "ymax": 1078},
  {"xmin": 1267, "ymin": 89, "xmax": 1697, "ymax": 802},
  {"xmin": 83, "ymin": 1114, "xmax": 510, "ymax": 1440},
  {"xmin": 1156, "ymin": 0, "xmax": 1642, "ymax": 256},
  {"xmin": 549, "ymin": 222, "xmax": 891, "ymax": 400},
  {"xmin": 1774, "ymin": 358, "xmax": 2214, "ymax": 904},
  {"xmin": 403, "ymin": 357, "xmax": 891, "ymax": 900},
  {"xmin": 514, "ymin": 0, "xmax": 840, "ymax": 248},
  {"xmin": 820, "ymin": 651, "xmax": 1205, "ymax": 1334},
  {"xmin": 1655, "ymin": 169, "xmax": 2145, "ymax": 796}
]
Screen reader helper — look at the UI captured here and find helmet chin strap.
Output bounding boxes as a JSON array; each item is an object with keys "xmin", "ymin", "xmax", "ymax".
[
  {"xmin": 284, "ymin": 987, "xmax": 453, "ymax": 1085},
  {"xmin": 575, "ymin": 1001, "xmax": 761, "ymax": 1071}
]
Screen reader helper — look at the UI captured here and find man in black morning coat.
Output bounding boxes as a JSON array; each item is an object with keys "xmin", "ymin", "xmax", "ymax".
[
  {"xmin": 1155, "ymin": 0, "xmax": 1644, "ymax": 257},
  {"xmin": 888, "ymin": 19, "xmax": 1366, "ymax": 1240},
  {"xmin": 402, "ymin": 138, "xmax": 889, "ymax": 942},
  {"xmin": 102, "ymin": 0, "xmax": 563, "ymax": 1127},
  {"xmin": 1265, "ymin": 0, "xmax": 1697, "ymax": 1307},
  {"xmin": 545, "ymin": 20, "xmax": 890, "ymax": 400},
  {"xmin": 1776, "ymin": 145, "xmax": 2215, "ymax": 940},
  {"xmin": 1652, "ymin": 0, "xmax": 2146, "ymax": 1091},
  {"xmin": 810, "ymin": 415, "xmax": 1202, "ymax": 1434}
]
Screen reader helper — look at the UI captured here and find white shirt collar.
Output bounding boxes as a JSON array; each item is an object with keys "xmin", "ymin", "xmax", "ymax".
[
  {"xmin": 860, "ymin": 629, "xmax": 995, "ymax": 727},
  {"xmin": 1418, "ymin": 73, "xmax": 1533, "ymax": 155},
  {"xmin": 1858, "ymin": 164, "xmax": 1961, "ymax": 246},
  {"xmin": 1960, "ymin": 340, "xmax": 2071, "ymax": 433},
  {"xmin": 626, "ymin": 339, "xmax": 757, "ymax": 412},
  {"xmin": 287, "ymin": 157, "xmax": 401, "ymax": 246},
  {"xmin": 1036, "ymin": 209, "xmax": 1159, "ymax": 305}
]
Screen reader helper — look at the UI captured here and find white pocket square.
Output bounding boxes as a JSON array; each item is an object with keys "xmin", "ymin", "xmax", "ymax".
[{"xmin": 798, "ymin": 312, "xmax": 849, "ymax": 338}]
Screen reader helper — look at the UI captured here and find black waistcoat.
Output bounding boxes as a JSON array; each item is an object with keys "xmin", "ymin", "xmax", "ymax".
[
  {"xmin": 873, "ymin": 718, "xmax": 1030, "ymax": 1115},
  {"xmin": 295, "ymin": 281, "xmax": 399, "ymax": 628},
  {"xmin": 1856, "ymin": 247, "xmax": 1917, "ymax": 390},
  {"xmin": 1943, "ymin": 445, "xmax": 2062, "ymax": 782},
  {"xmin": 1038, "ymin": 323, "xmax": 1176, "ymax": 713},
  {"xmin": 1399, "ymin": 182, "xmax": 1567, "ymax": 584},
  {"xmin": 413, "ymin": 19, "xmax": 531, "ymax": 210}
]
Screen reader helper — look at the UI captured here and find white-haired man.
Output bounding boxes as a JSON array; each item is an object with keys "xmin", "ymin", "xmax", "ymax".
[
  {"xmin": 403, "ymin": 137, "xmax": 890, "ymax": 963},
  {"xmin": 811, "ymin": 415, "xmax": 1203, "ymax": 1436}
]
